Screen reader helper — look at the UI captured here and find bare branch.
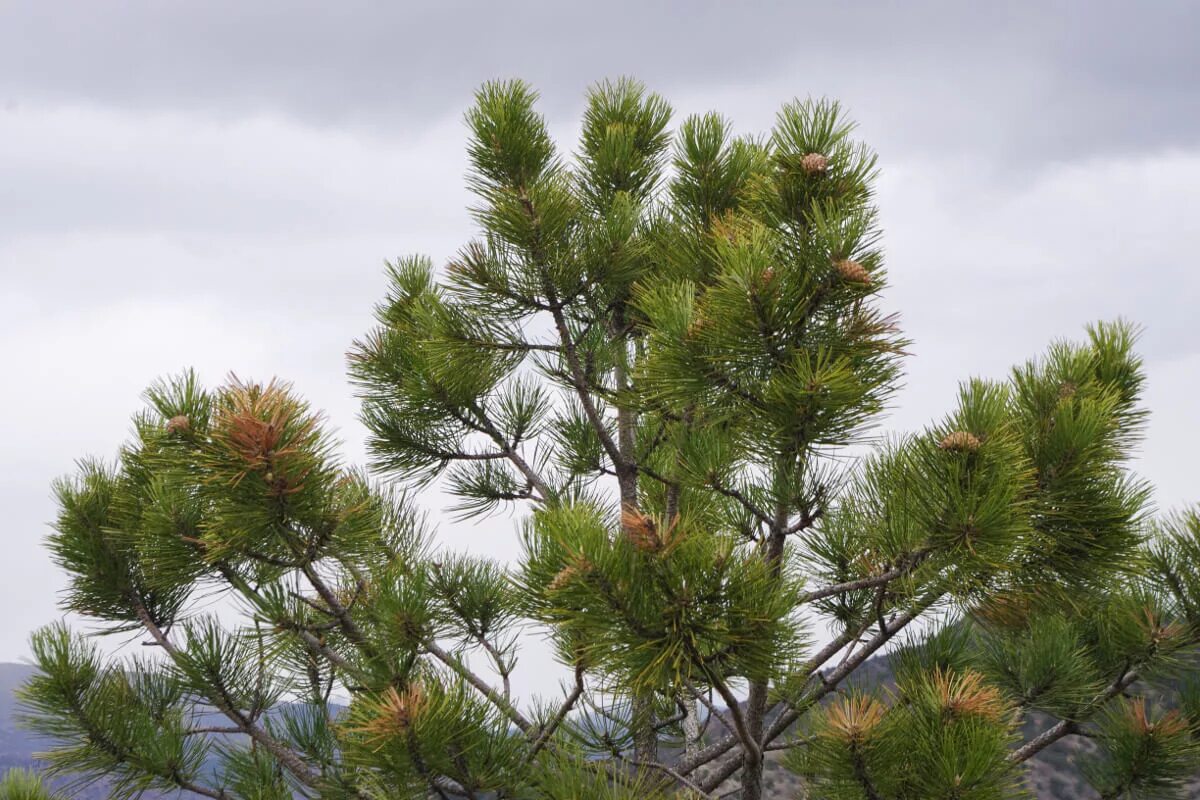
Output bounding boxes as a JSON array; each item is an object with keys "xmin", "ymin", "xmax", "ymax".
[
  {"xmin": 705, "ymin": 673, "xmax": 761, "ymax": 764},
  {"xmin": 687, "ymin": 682, "xmax": 737, "ymax": 738},
  {"xmin": 131, "ymin": 603, "xmax": 321, "ymax": 788},
  {"xmin": 802, "ymin": 549, "xmax": 933, "ymax": 603},
  {"xmin": 705, "ymin": 477, "xmax": 773, "ymax": 527},
  {"xmin": 424, "ymin": 639, "xmax": 534, "ymax": 734},
  {"xmin": 529, "ymin": 665, "xmax": 585, "ymax": 758},
  {"xmin": 616, "ymin": 754, "xmax": 719, "ymax": 799}
]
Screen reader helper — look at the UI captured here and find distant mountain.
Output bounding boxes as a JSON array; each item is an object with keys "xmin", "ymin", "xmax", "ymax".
[
  {"xmin": 0, "ymin": 663, "xmax": 39, "ymax": 772},
  {"xmin": 0, "ymin": 663, "xmax": 173, "ymax": 800},
  {"xmin": 1, "ymin": 661, "xmax": 1194, "ymax": 798}
]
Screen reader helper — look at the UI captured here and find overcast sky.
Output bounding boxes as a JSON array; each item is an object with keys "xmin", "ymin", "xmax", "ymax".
[{"xmin": 2, "ymin": 2, "xmax": 1198, "ymax": 698}]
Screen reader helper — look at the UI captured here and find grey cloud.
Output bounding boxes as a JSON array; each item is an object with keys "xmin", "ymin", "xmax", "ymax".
[{"xmin": 3, "ymin": 2, "xmax": 1198, "ymax": 160}]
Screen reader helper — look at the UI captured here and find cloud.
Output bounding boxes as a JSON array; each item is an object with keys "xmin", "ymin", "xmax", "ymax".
[
  {"xmin": 3, "ymin": 2, "xmax": 1197, "ymax": 159},
  {"xmin": 874, "ymin": 149, "xmax": 1200, "ymax": 512},
  {"xmin": 0, "ymin": 101, "xmax": 471, "ymax": 240},
  {"xmin": 0, "ymin": 297, "xmax": 279, "ymax": 659}
]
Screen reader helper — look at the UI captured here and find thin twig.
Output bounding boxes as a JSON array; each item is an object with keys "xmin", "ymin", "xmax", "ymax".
[{"xmin": 424, "ymin": 639, "xmax": 534, "ymax": 734}]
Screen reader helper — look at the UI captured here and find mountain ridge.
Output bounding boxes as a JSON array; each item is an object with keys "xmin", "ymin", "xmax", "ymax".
[{"xmin": 0, "ymin": 661, "xmax": 1190, "ymax": 798}]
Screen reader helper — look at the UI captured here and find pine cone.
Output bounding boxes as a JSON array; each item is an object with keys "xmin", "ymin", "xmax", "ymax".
[
  {"xmin": 835, "ymin": 259, "xmax": 872, "ymax": 284},
  {"xmin": 267, "ymin": 472, "xmax": 298, "ymax": 498},
  {"xmin": 548, "ymin": 566, "xmax": 577, "ymax": 593},
  {"xmin": 622, "ymin": 507, "xmax": 661, "ymax": 552},
  {"xmin": 800, "ymin": 152, "xmax": 829, "ymax": 175},
  {"xmin": 939, "ymin": 430, "xmax": 981, "ymax": 453},
  {"xmin": 549, "ymin": 558, "xmax": 593, "ymax": 592},
  {"xmin": 166, "ymin": 415, "xmax": 191, "ymax": 434}
]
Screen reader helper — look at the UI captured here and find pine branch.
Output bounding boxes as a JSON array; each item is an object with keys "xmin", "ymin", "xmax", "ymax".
[
  {"xmin": 701, "ymin": 670, "xmax": 762, "ymax": 765},
  {"xmin": 705, "ymin": 476, "xmax": 773, "ymax": 528},
  {"xmin": 783, "ymin": 502, "xmax": 824, "ymax": 535},
  {"xmin": 130, "ymin": 602, "xmax": 321, "ymax": 788},
  {"xmin": 687, "ymin": 682, "xmax": 737, "ymax": 738},
  {"xmin": 45, "ymin": 673, "xmax": 231, "ymax": 800},
  {"xmin": 423, "ymin": 639, "xmax": 534, "ymax": 734},
  {"xmin": 449, "ymin": 333, "xmax": 562, "ymax": 355},
  {"xmin": 460, "ymin": 399, "xmax": 555, "ymax": 503},
  {"xmin": 479, "ymin": 635, "xmax": 514, "ymax": 700},
  {"xmin": 175, "ymin": 780, "xmax": 230, "ymax": 800},
  {"xmin": 298, "ymin": 563, "xmax": 376, "ymax": 655},
  {"xmin": 528, "ymin": 664, "xmax": 585, "ymax": 758},
  {"xmin": 616, "ymin": 754, "xmax": 718, "ymax": 799},
  {"xmin": 547, "ymin": 298, "xmax": 625, "ymax": 471},
  {"xmin": 508, "ymin": 178, "xmax": 625, "ymax": 478},
  {"xmin": 671, "ymin": 718, "xmax": 748, "ymax": 779},
  {"xmin": 695, "ymin": 595, "xmax": 939, "ymax": 793},
  {"xmin": 216, "ymin": 562, "xmax": 368, "ymax": 686},
  {"xmin": 849, "ymin": 741, "xmax": 885, "ymax": 800},
  {"xmin": 770, "ymin": 595, "xmax": 938, "ymax": 739},
  {"xmin": 1008, "ymin": 667, "xmax": 1141, "ymax": 764}
]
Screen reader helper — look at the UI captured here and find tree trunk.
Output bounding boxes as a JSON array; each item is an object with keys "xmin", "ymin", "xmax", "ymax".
[
  {"xmin": 683, "ymin": 695, "xmax": 701, "ymax": 758},
  {"xmin": 613, "ymin": 307, "xmax": 658, "ymax": 764},
  {"xmin": 740, "ymin": 680, "xmax": 768, "ymax": 800},
  {"xmin": 743, "ymin": 472, "xmax": 792, "ymax": 799}
]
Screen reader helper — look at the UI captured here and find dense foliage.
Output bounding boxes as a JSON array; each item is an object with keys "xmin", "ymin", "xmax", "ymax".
[{"xmin": 10, "ymin": 80, "xmax": 1200, "ymax": 800}]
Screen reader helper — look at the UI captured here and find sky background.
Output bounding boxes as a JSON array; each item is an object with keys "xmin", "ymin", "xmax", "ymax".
[{"xmin": 2, "ymin": 1, "xmax": 1198, "ymax": 699}]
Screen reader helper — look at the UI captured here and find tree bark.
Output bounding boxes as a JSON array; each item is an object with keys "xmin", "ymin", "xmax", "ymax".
[{"xmin": 743, "ymin": 457, "xmax": 794, "ymax": 799}]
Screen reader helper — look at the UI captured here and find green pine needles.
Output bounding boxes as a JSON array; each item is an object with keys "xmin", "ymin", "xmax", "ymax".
[{"xmin": 15, "ymin": 79, "xmax": 1200, "ymax": 800}]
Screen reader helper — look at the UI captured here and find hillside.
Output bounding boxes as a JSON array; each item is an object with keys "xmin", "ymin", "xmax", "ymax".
[
  {"xmin": 0, "ymin": 661, "xmax": 1194, "ymax": 798},
  {"xmin": 0, "ymin": 663, "xmax": 39, "ymax": 773}
]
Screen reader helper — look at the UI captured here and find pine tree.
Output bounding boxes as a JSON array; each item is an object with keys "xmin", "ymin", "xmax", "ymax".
[{"xmin": 17, "ymin": 79, "xmax": 1200, "ymax": 800}]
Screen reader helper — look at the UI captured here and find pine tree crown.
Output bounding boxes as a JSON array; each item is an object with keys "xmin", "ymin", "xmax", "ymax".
[{"xmin": 13, "ymin": 78, "xmax": 1200, "ymax": 800}]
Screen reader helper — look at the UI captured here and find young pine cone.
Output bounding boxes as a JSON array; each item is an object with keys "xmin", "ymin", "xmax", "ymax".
[
  {"xmin": 801, "ymin": 152, "xmax": 829, "ymax": 175},
  {"xmin": 548, "ymin": 566, "xmax": 577, "ymax": 593},
  {"xmin": 621, "ymin": 507, "xmax": 661, "ymax": 553},
  {"xmin": 166, "ymin": 415, "xmax": 191, "ymax": 434},
  {"xmin": 939, "ymin": 430, "xmax": 982, "ymax": 453},
  {"xmin": 549, "ymin": 559, "xmax": 592, "ymax": 592},
  {"xmin": 834, "ymin": 259, "xmax": 872, "ymax": 284}
]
